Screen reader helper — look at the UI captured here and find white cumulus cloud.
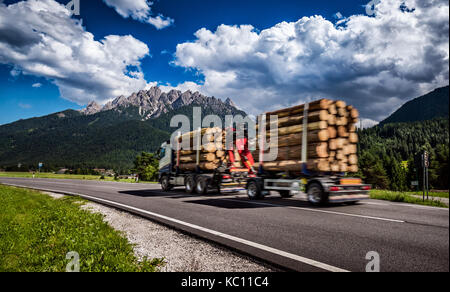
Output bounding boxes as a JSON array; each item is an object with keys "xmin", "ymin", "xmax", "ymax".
[
  {"xmin": 173, "ymin": 0, "xmax": 449, "ymax": 121},
  {"xmin": 103, "ymin": 0, "xmax": 174, "ymax": 30},
  {"xmin": 32, "ymin": 83, "xmax": 42, "ymax": 88},
  {"xmin": 0, "ymin": 0, "xmax": 152, "ymax": 105}
]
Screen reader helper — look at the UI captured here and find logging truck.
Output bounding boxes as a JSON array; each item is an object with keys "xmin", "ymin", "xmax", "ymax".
[
  {"xmin": 158, "ymin": 127, "xmax": 254, "ymax": 194},
  {"xmin": 158, "ymin": 99, "xmax": 371, "ymax": 204}
]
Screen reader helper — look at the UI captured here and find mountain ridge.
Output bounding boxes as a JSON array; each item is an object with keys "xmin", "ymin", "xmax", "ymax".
[
  {"xmin": 380, "ymin": 85, "xmax": 449, "ymax": 125},
  {"xmin": 80, "ymin": 86, "xmax": 241, "ymax": 121},
  {"xmin": 0, "ymin": 88, "xmax": 245, "ymax": 170}
]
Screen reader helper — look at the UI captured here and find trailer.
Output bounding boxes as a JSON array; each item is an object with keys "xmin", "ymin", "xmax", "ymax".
[
  {"xmin": 246, "ymin": 100, "xmax": 371, "ymax": 205},
  {"xmin": 246, "ymin": 172, "xmax": 371, "ymax": 205}
]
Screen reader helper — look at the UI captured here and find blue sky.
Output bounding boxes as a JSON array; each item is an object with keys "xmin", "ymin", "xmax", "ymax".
[{"xmin": 0, "ymin": 0, "xmax": 448, "ymax": 125}]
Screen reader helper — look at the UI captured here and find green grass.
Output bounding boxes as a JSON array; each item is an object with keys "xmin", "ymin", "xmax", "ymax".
[
  {"xmin": 408, "ymin": 191, "xmax": 449, "ymax": 199},
  {"xmin": 0, "ymin": 185, "xmax": 165, "ymax": 272},
  {"xmin": 0, "ymin": 172, "xmax": 157, "ymax": 184},
  {"xmin": 370, "ymin": 190, "xmax": 448, "ymax": 208}
]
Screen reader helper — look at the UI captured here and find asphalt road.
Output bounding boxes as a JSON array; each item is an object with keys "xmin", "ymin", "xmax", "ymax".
[{"xmin": 1, "ymin": 177, "xmax": 448, "ymax": 272}]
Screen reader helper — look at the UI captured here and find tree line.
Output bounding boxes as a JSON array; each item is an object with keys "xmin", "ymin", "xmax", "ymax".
[{"xmin": 356, "ymin": 118, "xmax": 449, "ymax": 190}]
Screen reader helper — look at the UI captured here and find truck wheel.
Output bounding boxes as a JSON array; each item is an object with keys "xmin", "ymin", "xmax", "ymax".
[
  {"xmin": 247, "ymin": 180, "xmax": 263, "ymax": 200},
  {"xmin": 185, "ymin": 176, "xmax": 196, "ymax": 194},
  {"xmin": 161, "ymin": 175, "xmax": 173, "ymax": 191},
  {"xmin": 279, "ymin": 190, "xmax": 294, "ymax": 198},
  {"xmin": 307, "ymin": 182, "xmax": 327, "ymax": 205},
  {"xmin": 196, "ymin": 177, "xmax": 208, "ymax": 195}
]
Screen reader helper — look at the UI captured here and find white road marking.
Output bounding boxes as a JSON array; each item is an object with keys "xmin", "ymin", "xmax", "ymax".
[
  {"xmin": 222, "ymin": 198, "xmax": 405, "ymax": 223},
  {"xmin": 362, "ymin": 201, "xmax": 449, "ymax": 211},
  {"xmin": 1, "ymin": 182, "xmax": 349, "ymax": 272}
]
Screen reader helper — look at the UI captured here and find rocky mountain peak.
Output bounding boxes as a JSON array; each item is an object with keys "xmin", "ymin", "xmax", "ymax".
[
  {"xmin": 80, "ymin": 86, "xmax": 241, "ymax": 119},
  {"xmin": 80, "ymin": 101, "xmax": 101, "ymax": 115},
  {"xmin": 225, "ymin": 98, "xmax": 237, "ymax": 108}
]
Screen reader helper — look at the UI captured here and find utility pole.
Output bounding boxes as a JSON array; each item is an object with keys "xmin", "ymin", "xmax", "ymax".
[{"xmin": 422, "ymin": 151, "xmax": 429, "ymax": 201}]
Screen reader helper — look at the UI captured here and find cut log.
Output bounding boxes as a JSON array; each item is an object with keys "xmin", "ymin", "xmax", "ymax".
[
  {"xmin": 336, "ymin": 117, "xmax": 348, "ymax": 126},
  {"xmin": 179, "ymin": 153, "xmax": 217, "ymax": 163},
  {"xmin": 258, "ymin": 130, "xmax": 330, "ymax": 148},
  {"xmin": 216, "ymin": 150, "xmax": 226, "ymax": 158},
  {"xmin": 179, "ymin": 162, "xmax": 220, "ymax": 171},
  {"xmin": 328, "ymin": 103, "xmax": 337, "ymax": 115},
  {"xmin": 336, "ymin": 138, "xmax": 346, "ymax": 149},
  {"xmin": 335, "ymin": 100, "xmax": 347, "ymax": 108},
  {"xmin": 338, "ymin": 108, "xmax": 349, "ymax": 117},
  {"xmin": 265, "ymin": 99, "xmax": 330, "ymax": 118},
  {"xmin": 329, "ymin": 139, "xmax": 337, "ymax": 150},
  {"xmin": 337, "ymin": 126, "xmax": 349, "ymax": 137},
  {"xmin": 346, "ymin": 144, "xmax": 357, "ymax": 154},
  {"xmin": 330, "ymin": 163, "xmax": 340, "ymax": 172},
  {"xmin": 254, "ymin": 143, "xmax": 328, "ymax": 160},
  {"xmin": 327, "ymin": 114, "xmax": 336, "ymax": 125},
  {"xmin": 347, "ymin": 106, "xmax": 359, "ymax": 119},
  {"xmin": 348, "ymin": 165, "xmax": 359, "ymax": 173},
  {"xmin": 263, "ymin": 121, "xmax": 328, "ymax": 137},
  {"xmin": 347, "ymin": 124, "xmax": 357, "ymax": 133},
  {"xmin": 349, "ymin": 132, "xmax": 359, "ymax": 143},
  {"xmin": 258, "ymin": 110, "xmax": 329, "ymax": 130},
  {"xmin": 328, "ymin": 126, "xmax": 337, "ymax": 139},
  {"xmin": 178, "ymin": 127, "xmax": 222, "ymax": 141},
  {"xmin": 348, "ymin": 154, "xmax": 358, "ymax": 165}
]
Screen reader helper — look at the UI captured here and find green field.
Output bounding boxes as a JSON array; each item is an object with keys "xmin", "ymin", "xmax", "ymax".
[
  {"xmin": 0, "ymin": 185, "xmax": 164, "ymax": 272},
  {"xmin": 0, "ymin": 172, "xmax": 157, "ymax": 184},
  {"xmin": 370, "ymin": 190, "xmax": 448, "ymax": 208}
]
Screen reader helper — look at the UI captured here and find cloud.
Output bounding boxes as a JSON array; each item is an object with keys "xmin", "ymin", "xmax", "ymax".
[
  {"xmin": 103, "ymin": 0, "xmax": 174, "ymax": 30},
  {"xmin": 0, "ymin": 0, "xmax": 152, "ymax": 105},
  {"xmin": 173, "ymin": 0, "xmax": 449, "ymax": 121},
  {"xmin": 9, "ymin": 67, "xmax": 21, "ymax": 77},
  {"xmin": 358, "ymin": 118, "xmax": 379, "ymax": 129},
  {"xmin": 32, "ymin": 83, "xmax": 42, "ymax": 88},
  {"xmin": 18, "ymin": 103, "xmax": 32, "ymax": 109}
]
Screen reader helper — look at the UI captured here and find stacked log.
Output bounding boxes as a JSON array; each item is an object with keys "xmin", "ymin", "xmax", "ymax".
[
  {"xmin": 176, "ymin": 127, "xmax": 226, "ymax": 171},
  {"xmin": 253, "ymin": 99, "xmax": 359, "ymax": 173}
]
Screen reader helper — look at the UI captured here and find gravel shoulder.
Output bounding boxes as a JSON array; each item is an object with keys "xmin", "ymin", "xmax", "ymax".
[{"xmin": 44, "ymin": 192, "xmax": 276, "ymax": 272}]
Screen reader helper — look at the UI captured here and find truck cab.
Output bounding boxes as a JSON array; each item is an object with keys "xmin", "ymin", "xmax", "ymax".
[{"xmin": 158, "ymin": 141, "xmax": 172, "ymax": 175}]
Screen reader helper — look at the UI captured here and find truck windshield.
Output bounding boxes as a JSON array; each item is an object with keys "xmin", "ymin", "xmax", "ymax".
[{"xmin": 159, "ymin": 147, "xmax": 166, "ymax": 159}]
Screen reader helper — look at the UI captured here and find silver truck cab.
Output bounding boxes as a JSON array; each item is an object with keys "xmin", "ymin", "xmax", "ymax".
[{"xmin": 159, "ymin": 142, "xmax": 172, "ymax": 174}]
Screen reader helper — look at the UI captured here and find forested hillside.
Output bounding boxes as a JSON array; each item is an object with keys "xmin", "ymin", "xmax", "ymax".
[
  {"xmin": 380, "ymin": 86, "xmax": 449, "ymax": 125},
  {"xmin": 357, "ymin": 118, "xmax": 449, "ymax": 190},
  {"xmin": 0, "ymin": 102, "xmax": 245, "ymax": 172}
]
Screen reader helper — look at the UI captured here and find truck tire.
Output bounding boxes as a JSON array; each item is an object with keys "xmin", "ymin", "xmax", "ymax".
[
  {"xmin": 161, "ymin": 175, "xmax": 173, "ymax": 191},
  {"xmin": 185, "ymin": 176, "xmax": 196, "ymax": 194},
  {"xmin": 247, "ymin": 180, "xmax": 263, "ymax": 200},
  {"xmin": 279, "ymin": 190, "xmax": 294, "ymax": 198},
  {"xmin": 196, "ymin": 176, "xmax": 208, "ymax": 195},
  {"xmin": 307, "ymin": 182, "xmax": 328, "ymax": 205}
]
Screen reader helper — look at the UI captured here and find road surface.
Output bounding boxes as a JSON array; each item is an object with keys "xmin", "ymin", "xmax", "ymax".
[{"xmin": 0, "ymin": 177, "xmax": 448, "ymax": 272}]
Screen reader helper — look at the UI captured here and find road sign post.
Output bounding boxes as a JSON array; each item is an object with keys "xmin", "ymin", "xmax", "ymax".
[{"xmin": 421, "ymin": 151, "xmax": 429, "ymax": 201}]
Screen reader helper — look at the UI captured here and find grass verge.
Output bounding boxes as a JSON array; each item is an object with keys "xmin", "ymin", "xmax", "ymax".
[
  {"xmin": 0, "ymin": 185, "xmax": 165, "ymax": 272},
  {"xmin": 0, "ymin": 172, "xmax": 157, "ymax": 184},
  {"xmin": 370, "ymin": 190, "xmax": 448, "ymax": 208}
]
